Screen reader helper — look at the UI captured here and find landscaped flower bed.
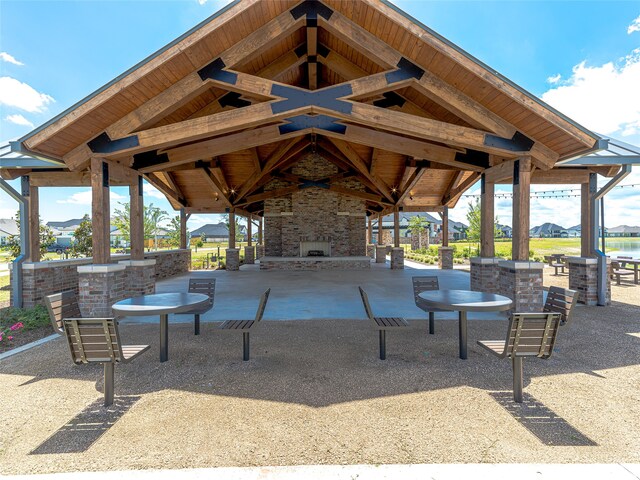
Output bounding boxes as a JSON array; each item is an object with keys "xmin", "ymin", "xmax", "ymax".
[{"xmin": 0, "ymin": 305, "xmax": 52, "ymax": 354}]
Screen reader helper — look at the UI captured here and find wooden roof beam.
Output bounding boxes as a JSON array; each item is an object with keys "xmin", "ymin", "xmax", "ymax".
[
  {"xmin": 200, "ymin": 167, "xmax": 232, "ymax": 207},
  {"xmin": 397, "ymin": 166, "xmax": 426, "ymax": 204},
  {"xmin": 443, "ymin": 172, "xmax": 481, "ymax": 206},
  {"xmin": 325, "ymin": 138, "xmax": 395, "ymax": 203}
]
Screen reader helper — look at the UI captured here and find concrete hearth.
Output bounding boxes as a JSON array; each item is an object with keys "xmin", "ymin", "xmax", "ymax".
[{"xmin": 259, "ymin": 256, "xmax": 371, "ymax": 271}]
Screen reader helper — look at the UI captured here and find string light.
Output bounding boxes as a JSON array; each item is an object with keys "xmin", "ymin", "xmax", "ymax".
[{"xmin": 460, "ymin": 183, "xmax": 640, "ymax": 200}]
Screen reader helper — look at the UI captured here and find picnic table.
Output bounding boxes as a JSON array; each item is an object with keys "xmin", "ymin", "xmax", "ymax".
[{"xmin": 613, "ymin": 257, "xmax": 640, "ymax": 284}]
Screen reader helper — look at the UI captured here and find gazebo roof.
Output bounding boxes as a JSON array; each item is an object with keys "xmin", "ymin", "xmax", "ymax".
[{"xmin": 6, "ymin": 0, "xmax": 609, "ymax": 215}]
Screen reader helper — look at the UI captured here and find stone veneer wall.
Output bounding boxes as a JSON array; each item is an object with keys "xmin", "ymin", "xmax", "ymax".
[
  {"xmin": 410, "ymin": 231, "xmax": 430, "ymax": 251},
  {"xmin": 567, "ymin": 257, "xmax": 611, "ymax": 306},
  {"xmin": 470, "ymin": 257, "xmax": 500, "ymax": 294},
  {"xmin": 497, "ymin": 260, "xmax": 544, "ymax": 313},
  {"xmin": 390, "ymin": 248, "xmax": 404, "ymax": 270},
  {"xmin": 11, "ymin": 249, "xmax": 191, "ymax": 308},
  {"xmin": 438, "ymin": 247, "xmax": 454, "ymax": 270},
  {"xmin": 78, "ymin": 265, "xmax": 127, "ymax": 318},
  {"xmin": 264, "ymin": 153, "xmax": 366, "ymax": 258}
]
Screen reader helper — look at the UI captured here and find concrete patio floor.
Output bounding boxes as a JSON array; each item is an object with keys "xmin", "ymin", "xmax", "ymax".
[
  {"xmin": 1, "ymin": 261, "xmax": 639, "ymax": 475},
  {"xmin": 124, "ymin": 259, "xmax": 507, "ymax": 323}
]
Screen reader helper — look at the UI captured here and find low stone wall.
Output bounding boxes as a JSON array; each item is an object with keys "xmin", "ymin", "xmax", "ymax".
[
  {"xmin": 260, "ymin": 256, "xmax": 371, "ymax": 271},
  {"xmin": 244, "ymin": 246, "xmax": 255, "ymax": 265},
  {"xmin": 10, "ymin": 249, "xmax": 191, "ymax": 308},
  {"xmin": 226, "ymin": 249, "xmax": 240, "ymax": 271},
  {"xmin": 497, "ymin": 260, "xmax": 544, "ymax": 313},
  {"xmin": 470, "ymin": 257, "xmax": 500, "ymax": 294},
  {"xmin": 145, "ymin": 249, "xmax": 191, "ymax": 280}
]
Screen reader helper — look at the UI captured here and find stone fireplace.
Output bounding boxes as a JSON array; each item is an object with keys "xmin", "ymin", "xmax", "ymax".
[
  {"xmin": 300, "ymin": 239, "xmax": 331, "ymax": 257},
  {"xmin": 260, "ymin": 152, "xmax": 370, "ymax": 270}
]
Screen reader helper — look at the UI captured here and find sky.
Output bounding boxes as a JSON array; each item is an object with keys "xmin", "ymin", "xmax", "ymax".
[{"xmin": 1, "ymin": 0, "xmax": 639, "ymax": 231}]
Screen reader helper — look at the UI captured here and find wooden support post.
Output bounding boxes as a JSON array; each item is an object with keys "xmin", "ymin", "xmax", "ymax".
[
  {"xmin": 229, "ymin": 209, "xmax": 236, "ymax": 249},
  {"xmin": 180, "ymin": 208, "xmax": 187, "ymax": 250},
  {"xmin": 393, "ymin": 208, "xmax": 400, "ymax": 248},
  {"xmin": 130, "ymin": 176, "xmax": 144, "ymax": 260},
  {"xmin": 247, "ymin": 215, "xmax": 252, "ymax": 246},
  {"xmin": 580, "ymin": 175, "xmax": 597, "ymax": 257},
  {"xmin": 512, "ymin": 157, "xmax": 532, "ymax": 261},
  {"xmin": 480, "ymin": 174, "xmax": 495, "ymax": 257},
  {"xmin": 378, "ymin": 214, "xmax": 384, "ymax": 244},
  {"xmin": 368, "ymin": 217, "xmax": 373, "ymax": 244},
  {"xmin": 442, "ymin": 207, "xmax": 449, "ymax": 247},
  {"xmin": 91, "ymin": 157, "xmax": 110, "ymax": 264},
  {"xmin": 258, "ymin": 216, "xmax": 263, "ymax": 245},
  {"xmin": 22, "ymin": 177, "xmax": 40, "ymax": 262}
]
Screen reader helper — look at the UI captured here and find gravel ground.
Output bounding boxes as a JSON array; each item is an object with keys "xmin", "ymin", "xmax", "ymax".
[{"xmin": 1, "ymin": 270, "xmax": 639, "ymax": 475}]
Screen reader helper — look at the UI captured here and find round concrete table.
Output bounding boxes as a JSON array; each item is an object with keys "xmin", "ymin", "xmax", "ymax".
[
  {"xmin": 418, "ymin": 290, "xmax": 512, "ymax": 360},
  {"xmin": 112, "ymin": 292, "xmax": 210, "ymax": 362}
]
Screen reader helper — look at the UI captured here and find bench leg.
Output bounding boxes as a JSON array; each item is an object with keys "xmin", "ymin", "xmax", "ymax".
[
  {"xmin": 104, "ymin": 362, "xmax": 114, "ymax": 407},
  {"xmin": 243, "ymin": 332, "xmax": 250, "ymax": 361},
  {"xmin": 379, "ymin": 330, "xmax": 386, "ymax": 360},
  {"xmin": 512, "ymin": 357, "xmax": 523, "ymax": 403},
  {"xmin": 194, "ymin": 314, "xmax": 200, "ymax": 336},
  {"xmin": 428, "ymin": 312, "xmax": 435, "ymax": 335},
  {"xmin": 616, "ymin": 274, "xmax": 621, "ymax": 286}
]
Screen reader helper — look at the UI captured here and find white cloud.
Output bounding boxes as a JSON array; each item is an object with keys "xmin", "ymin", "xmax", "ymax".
[
  {"xmin": 0, "ymin": 76, "xmax": 54, "ymax": 113},
  {"xmin": 5, "ymin": 114, "xmax": 33, "ymax": 128},
  {"xmin": 628, "ymin": 15, "xmax": 640, "ymax": 34},
  {"xmin": 0, "ymin": 52, "xmax": 24, "ymax": 66},
  {"xmin": 546, "ymin": 73, "xmax": 561, "ymax": 84},
  {"xmin": 541, "ymin": 48, "xmax": 640, "ymax": 136},
  {"xmin": 143, "ymin": 183, "xmax": 165, "ymax": 199},
  {"xmin": 57, "ymin": 189, "xmax": 125, "ymax": 205}
]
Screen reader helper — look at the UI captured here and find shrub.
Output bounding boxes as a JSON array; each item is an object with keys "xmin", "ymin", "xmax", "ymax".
[{"xmin": 0, "ymin": 306, "xmax": 50, "ymax": 343}]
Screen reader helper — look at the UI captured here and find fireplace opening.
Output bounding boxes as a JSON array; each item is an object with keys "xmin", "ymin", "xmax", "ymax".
[{"xmin": 300, "ymin": 240, "xmax": 331, "ymax": 257}]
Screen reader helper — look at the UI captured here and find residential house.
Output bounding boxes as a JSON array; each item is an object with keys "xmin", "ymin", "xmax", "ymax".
[
  {"xmin": 496, "ymin": 224, "xmax": 512, "ymax": 238},
  {"xmin": 530, "ymin": 223, "xmax": 568, "ymax": 238},
  {"xmin": 607, "ymin": 225, "xmax": 640, "ymax": 237},
  {"xmin": 190, "ymin": 223, "xmax": 246, "ymax": 243},
  {"xmin": 0, "ymin": 218, "xmax": 18, "ymax": 245}
]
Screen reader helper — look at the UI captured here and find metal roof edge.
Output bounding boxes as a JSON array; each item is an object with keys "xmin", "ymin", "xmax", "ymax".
[
  {"xmin": 378, "ymin": 0, "xmax": 601, "ymax": 144},
  {"xmin": 17, "ymin": 0, "xmax": 243, "ymax": 147}
]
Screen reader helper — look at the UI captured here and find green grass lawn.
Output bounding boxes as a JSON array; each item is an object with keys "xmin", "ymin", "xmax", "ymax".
[{"xmin": 0, "ymin": 275, "xmax": 10, "ymax": 304}]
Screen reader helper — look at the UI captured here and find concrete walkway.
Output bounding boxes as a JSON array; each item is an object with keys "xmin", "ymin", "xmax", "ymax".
[{"xmin": 121, "ymin": 259, "xmax": 508, "ymax": 324}]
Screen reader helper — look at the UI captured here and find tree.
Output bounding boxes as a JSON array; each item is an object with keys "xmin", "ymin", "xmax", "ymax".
[
  {"xmin": 111, "ymin": 201, "xmax": 168, "ymax": 247},
  {"xmin": 6, "ymin": 210, "xmax": 56, "ymax": 259},
  {"xmin": 166, "ymin": 215, "xmax": 181, "ymax": 248},
  {"xmin": 223, "ymin": 214, "xmax": 243, "ymax": 242},
  {"xmin": 407, "ymin": 216, "xmax": 429, "ymax": 250},
  {"xmin": 69, "ymin": 214, "xmax": 92, "ymax": 258},
  {"xmin": 466, "ymin": 198, "xmax": 502, "ymax": 254}
]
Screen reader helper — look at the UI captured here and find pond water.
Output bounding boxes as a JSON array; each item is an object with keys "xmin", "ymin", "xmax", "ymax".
[{"xmin": 602, "ymin": 239, "xmax": 640, "ymax": 257}]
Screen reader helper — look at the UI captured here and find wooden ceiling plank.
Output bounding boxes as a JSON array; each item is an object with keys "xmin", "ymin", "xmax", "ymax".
[
  {"xmin": 235, "ymin": 137, "xmax": 309, "ymax": 202},
  {"xmin": 397, "ymin": 166, "xmax": 426, "ymax": 204},
  {"xmin": 200, "ymin": 167, "xmax": 232, "ymax": 207},
  {"xmin": 326, "ymin": 137, "xmax": 395, "ymax": 203}
]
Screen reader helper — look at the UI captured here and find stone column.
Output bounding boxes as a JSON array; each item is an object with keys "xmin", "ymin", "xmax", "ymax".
[
  {"xmin": 367, "ymin": 244, "xmax": 376, "ymax": 259},
  {"xmin": 390, "ymin": 247, "xmax": 404, "ymax": 269},
  {"xmin": 78, "ymin": 264, "xmax": 127, "ymax": 317},
  {"xmin": 439, "ymin": 246, "xmax": 453, "ymax": 270},
  {"xmin": 244, "ymin": 245, "xmax": 255, "ymax": 265},
  {"xmin": 567, "ymin": 256, "xmax": 611, "ymax": 306},
  {"xmin": 497, "ymin": 260, "xmax": 543, "ymax": 313},
  {"xmin": 256, "ymin": 244, "xmax": 265, "ymax": 259},
  {"xmin": 470, "ymin": 257, "xmax": 500, "ymax": 293},
  {"xmin": 118, "ymin": 259, "xmax": 156, "ymax": 298},
  {"xmin": 226, "ymin": 248, "xmax": 240, "ymax": 271},
  {"xmin": 375, "ymin": 245, "xmax": 387, "ymax": 263}
]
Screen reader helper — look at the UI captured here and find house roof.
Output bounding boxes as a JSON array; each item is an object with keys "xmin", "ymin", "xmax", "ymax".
[
  {"xmin": 607, "ymin": 225, "xmax": 640, "ymax": 234},
  {"xmin": 530, "ymin": 222, "xmax": 566, "ymax": 236},
  {"xmin": 47, "ymin": 219, "xmax": 86, "ymax": 229},
  {"xmin": 190, "ymin": 223, "xmax": 231, "ymax": 238},
  {"xmin": 6, "ymin": 0, "xmax": 605, "ymax": 217},
  {"xmin": 0, "ymin": 218, "xmax": 19, "ymax": 236}
]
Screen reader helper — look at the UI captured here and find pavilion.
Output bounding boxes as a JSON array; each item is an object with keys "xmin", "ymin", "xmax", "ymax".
[{"xmin": 0, "ymin": 0, "xmax": 630, "ymax": 315}]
